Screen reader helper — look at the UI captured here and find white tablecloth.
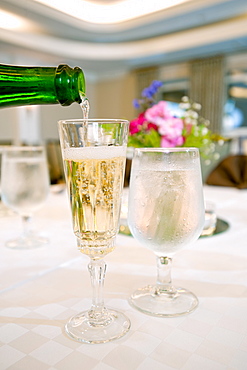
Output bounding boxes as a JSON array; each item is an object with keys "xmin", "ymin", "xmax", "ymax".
[{"xmin": 0, "ymin": 185, "xmax": 247, "ymax": 370}]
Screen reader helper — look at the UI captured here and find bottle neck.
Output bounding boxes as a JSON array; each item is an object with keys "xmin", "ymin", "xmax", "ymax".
[
  {"xmin": 55, "ymin": 64, "xmax": 86, "ymax": 106},
  {"xmin": 0, "ymin": 63, "xmax": 86, "ymax": 108}
]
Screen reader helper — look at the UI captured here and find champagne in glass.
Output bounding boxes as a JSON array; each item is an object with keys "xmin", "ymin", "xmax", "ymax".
[
  {"xmin": 58, "ymin": 119, "xmax": 130, "ymax": 344},
  {"xmin": 64, "ymin": 146, "xmax": 126, "ymax": 258},
  {"xmin": 128, "ymin": 148, "xmax": 205, "ymax": 317},
  {"xmin": 1, "ymin": 146, "xmax": 50, "ymax": 248}
]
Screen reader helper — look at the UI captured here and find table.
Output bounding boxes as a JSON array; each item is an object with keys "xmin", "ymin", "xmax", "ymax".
[{"xmin": 0, "ymin": 185, "xmax": 247, "ymax": 370}]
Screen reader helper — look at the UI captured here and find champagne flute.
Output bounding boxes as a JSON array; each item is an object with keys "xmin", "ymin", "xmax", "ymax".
[
  {"xmin": 128, "ymin": 148, "xmax": 205, "ymax": 317},
  {"xmin": 58, "ymin": 119, "xmax": 130, "ymax": 344},
  {"xmin": 1, "ymin": 146, "xmax": 50, "ymax": 248}
]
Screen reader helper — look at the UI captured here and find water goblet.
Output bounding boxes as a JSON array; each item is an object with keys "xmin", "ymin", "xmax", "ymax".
[
  {"xmin": 128, "ymin": 148, "xmax": 205, "ymax": 317},
  {"xmin": 1, "ymin": 146, "xmax": 50, "ymax": 248},
  {"xmin": 58, "ymin": 119, "xmax": 130, "ymax": 344}
]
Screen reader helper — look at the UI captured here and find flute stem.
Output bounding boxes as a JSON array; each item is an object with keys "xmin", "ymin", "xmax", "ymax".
[{"xmin": 88, "ymin": 259, "xmax": 110, "ymax": 325}]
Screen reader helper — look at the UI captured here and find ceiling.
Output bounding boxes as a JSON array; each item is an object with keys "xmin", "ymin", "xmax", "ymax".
[{"xmin": 0, "ymin": 0, "xmax": 247, "ymax": 80}]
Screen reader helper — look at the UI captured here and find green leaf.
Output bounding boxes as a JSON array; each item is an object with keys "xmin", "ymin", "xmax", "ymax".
[{"xmin": 128, "ymin": 129, "xmax": 161, "ymax": 148}]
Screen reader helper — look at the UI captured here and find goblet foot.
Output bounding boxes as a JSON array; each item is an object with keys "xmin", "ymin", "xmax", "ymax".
[
  {"xmin": 65, "ymin": 309, "xmax": 131, "ymax": 344},
  {"xmin": 0, "ymin": 202, "xmax": 15, "ymax": 217},
  {"xmin": 129, "ymin": 285, "xmax": 198, "ymax": 317},
  {"xmin": 5, "ymin": 234, "xmax": 49, "ymax": 249}
]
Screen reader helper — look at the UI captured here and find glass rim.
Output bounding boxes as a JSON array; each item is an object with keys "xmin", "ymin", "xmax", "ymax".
[
  {"xmin": 58, "ymin": 118, "xmax": 129, "ymax": 125},
  {"xmin": 134, "ymin": 147, "xmax": 199, "ymax": 153}
]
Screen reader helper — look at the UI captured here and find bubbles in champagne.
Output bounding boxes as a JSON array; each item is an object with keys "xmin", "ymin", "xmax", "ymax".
[{"xmin": 63, "ymin": 153, "xmax": 125, "ymax": 258}]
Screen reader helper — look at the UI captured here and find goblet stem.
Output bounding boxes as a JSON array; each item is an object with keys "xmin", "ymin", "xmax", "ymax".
[
  {"xmin": 22, "ymin": 215, "xmax": 32, "ymax": 237},
  {"xmin": 5, "ymin": 213, "xmax": 48, "ymax": 249},
  {"xmin": 155, "ymin": 256, "xmax": 178, "ymax": 298},
  {"xmin": 88, "ymin": 259, "xmax": 109, "ymax": 324}
]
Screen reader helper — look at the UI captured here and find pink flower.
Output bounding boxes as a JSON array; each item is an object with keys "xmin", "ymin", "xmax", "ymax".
[
  {"xmin": 129, "ymin": 113, "xmax": 158, "ymax": 135},
  {"xmin": 145, "ymin": 101, "xmax": 184, "ymax": 147},
  {"xmin": 145, "ymin": 101, "xmax": 172, "ymax": 124},
  {"xmin": 161, "ymin": 134, "xmax": 185, "ymax": 148},
  {"xmin": 129, "ymin": 113, "xmax": 145, "ymax": 134}
]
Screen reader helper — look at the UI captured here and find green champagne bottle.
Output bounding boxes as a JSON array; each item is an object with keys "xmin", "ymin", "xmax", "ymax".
[{"xmin": 0, "ymin": 63, "xmax": 86, "ymax": 108}]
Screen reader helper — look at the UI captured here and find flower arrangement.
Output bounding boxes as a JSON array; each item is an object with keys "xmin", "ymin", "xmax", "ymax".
[{"xmin": 128, "ymin": 80, "xmax": 225, "ymax": 163}]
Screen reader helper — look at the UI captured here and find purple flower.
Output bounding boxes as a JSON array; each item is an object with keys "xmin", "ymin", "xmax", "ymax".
[
  {"xmin": 141, "ymin": 87, "xmax": 153, "ymax": 99},
  {"xmin": 141, "ymin": 80, "xmax": 163, "ymax": 99},
  {"xmin": 152, "ymin": 80, "xmax": 163, "ymax": 90},
  {"xmin": 133, "ymin": 99, "xmax": 140, "ymax": 109}
]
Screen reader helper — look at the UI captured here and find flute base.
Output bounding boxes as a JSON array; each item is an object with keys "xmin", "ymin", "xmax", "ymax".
[
  {"xmin": 65, "ymin": 309, "xmax": 131, "ymax": 344},
  {"xmin": 129, "ymin": 285, "xmax": 198, "ymax": 317}
]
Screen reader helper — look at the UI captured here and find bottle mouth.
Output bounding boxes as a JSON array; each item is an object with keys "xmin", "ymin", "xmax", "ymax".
[{"xmin": 74, "ymin": 66, "xmax": 86, "ymax": 103}]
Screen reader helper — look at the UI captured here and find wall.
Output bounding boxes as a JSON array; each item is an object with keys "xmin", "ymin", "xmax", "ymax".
[
  {"xmin": 1, "ymin": 52, "xmax": 247, "ymax": 144},
  {"xmin": 0, "ymin": 108, "xmax": 19, "ymax": 144},
  {"xmin": 94, "ymin": 72, "xmax": 136, "ymax": 121}
]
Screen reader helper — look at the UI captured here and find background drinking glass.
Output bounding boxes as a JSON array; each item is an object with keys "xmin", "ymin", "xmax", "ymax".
[
  {"xmin": 58, "ymin": 119, "xmax": 130, "ymax": 344},
  {"xmin": 128, "ymin": 148, "xmax": 205, "ymax": 317},
  {"xmin": 1, "ymin": 146, "xmax": 50, "ymax": 248},
  {"xmin": 0, "ymin": 145, "xmax": 15, "ymax": 217}
]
